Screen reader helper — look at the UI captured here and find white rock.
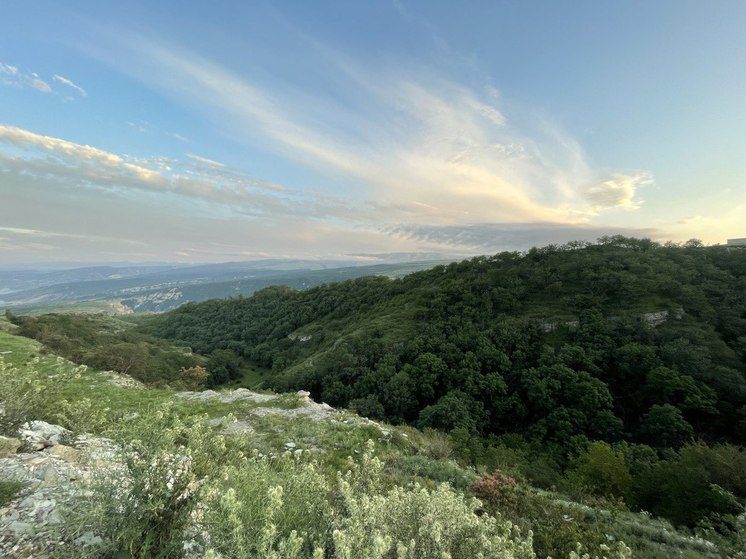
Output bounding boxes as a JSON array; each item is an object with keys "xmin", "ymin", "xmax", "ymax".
[{"xmin": 19, "ymin": 421, "xmax": 69, "ymax": 449}]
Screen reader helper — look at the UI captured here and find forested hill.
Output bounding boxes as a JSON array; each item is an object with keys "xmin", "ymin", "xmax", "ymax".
[{"xmin": 144, "ymin": 237, "xmax": 746, "ymax": 454}]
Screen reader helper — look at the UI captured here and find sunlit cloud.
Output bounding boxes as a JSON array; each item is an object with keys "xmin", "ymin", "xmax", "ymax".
[
  {"xmin": 94, "ymin": 31, "xmax": 654, "ymax": 228},
  {"xmin": 583, "ymin": 172, "xmax": 652, "ymax": 210},
  {"xmin": 0, "ymin": 124, "xmax": 359, "ymax": 221}
]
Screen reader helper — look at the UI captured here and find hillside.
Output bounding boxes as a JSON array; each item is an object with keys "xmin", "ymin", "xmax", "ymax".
[
  {"xmin": 0, "ymin": 320, "xmax": 737, "ymax": 558},
  {"xmin": 144, "ymin": 238, "xmax": 746, "ymax": 444}
]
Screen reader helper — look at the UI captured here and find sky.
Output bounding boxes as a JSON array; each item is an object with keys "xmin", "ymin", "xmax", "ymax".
[{"xmin": 0, "ymin": 1, "xmax": 744, "ymax": 264}]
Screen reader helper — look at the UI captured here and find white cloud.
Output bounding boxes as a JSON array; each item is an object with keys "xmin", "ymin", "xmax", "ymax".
[
  {"xmin": 0, "ymin": 63, "xmax": 52, "ymax": 93},
  {"xmin": 1, "ymin": 62, "xmax": 86, "ymax": 99},
  {"xmin": 584, "ymin": 172, "xmax": 652, "ymax": 210},
  {"xmin": 53, "ymin": 74, "xmax": 87, "ymax": 97},
  {"xmin": 187, "ymin": 153, "xmax": 225, "ymax": 168},
  {"xmin": 0, "ymin": 63, "xmax": 18, "ymax": 76},
  {"xmin": 0, "ymin": 124, "xmax": 361, "ymax": 221},
  {"xmin": 389, "ymin": 222, "xmax": 659, "ymax": 251}
]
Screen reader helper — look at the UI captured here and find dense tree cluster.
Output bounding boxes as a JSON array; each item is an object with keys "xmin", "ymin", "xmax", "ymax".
[{"xmin": 146, "ymin": 237, "xmax": 746, "ymax": 454}]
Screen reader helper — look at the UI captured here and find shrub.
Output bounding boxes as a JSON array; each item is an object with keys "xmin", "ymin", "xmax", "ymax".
[
  {"xmin": 0, "ymin": 480, "xmax": 23, "ymax": 507},
  {"xmin": 470, "ymin": 469, "xmax": 519, "ymax": 513},
  {"xmin": 565, "ymin": 442, "xmax": 633, "ymax": 500},
  {"xmin": 332, "ymin": 481, "xmax": 534, "ymax": 559},
  {"xmin": 204, "ymin": 442, "xmax": 537, "ymax": 559},
  {"xmin": 392, "ymin": 454, "xmax": 477, "ymax": 490},
  {"xmin": 204, "ymin": 452, "xmax": 333, "ymax": 557},
  {"xmin": 632, "ymin": 442, "xmax": 746, "ymax": 528},
  {"xmin": 0, "ymin": 357, "xmax": 52, "ymax": 435},
  {"xmin": 58, "ymin": 408, "xmax": 231, "ymax": 559},
  {"xmin": 178, "ymin": 365, "xmax": 209, "ymax": 390}
]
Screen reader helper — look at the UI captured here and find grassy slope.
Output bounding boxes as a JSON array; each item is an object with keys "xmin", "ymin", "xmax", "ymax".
[{"xmin": 0, "ymin": 318, "xmax": 725, "ymax": 559}]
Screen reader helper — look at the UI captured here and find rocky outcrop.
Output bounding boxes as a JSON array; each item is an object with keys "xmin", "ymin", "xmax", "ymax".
[
  {"xmin": 177, "ymin": 388, "xmax": 339, "ymax": 421},
  {"xmin": 175, "ymin": 388, "xmax": 276, "ymax": 404},
  {"xmin": 18, "ymin": 421, "xmax": 69, "ymax": 451},
  {"xmin": 0, "ymin": 422, "xmax": 116, "ymax": 558}
]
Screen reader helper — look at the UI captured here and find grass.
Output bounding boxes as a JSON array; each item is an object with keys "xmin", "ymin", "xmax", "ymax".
[{"xmin": 0, "ymin": 480, "xmax": 23, "ymax": 507}]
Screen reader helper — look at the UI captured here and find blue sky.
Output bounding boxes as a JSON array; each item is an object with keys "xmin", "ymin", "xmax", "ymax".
[{"xmin": 1, "ymin": 1, "xmax": 744, "ymax": 263}]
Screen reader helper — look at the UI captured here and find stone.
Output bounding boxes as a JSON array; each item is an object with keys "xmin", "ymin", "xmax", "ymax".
[
  {"xmin": 221, "ymin": 420, "xmax": 254, "ymax": 435},
  {"xmin": 7, "ymin": 521, "xmax": 33, "ymax": 536},
  {"xmin": 19, "ymin": 421, "xmax": 69, "ymax": 449},
  {"xmin": 0, "ymin": 435, "xmax": 21, "ymax": 457},
  {"xmin": 46, "ymin": 445, "xmax": 81, "ymax": 462},
  {"xmin": 37, "ymin": 466, "xmax": 60, "ymax": 485},
  {"xmin": 176, "ymin": 388, "xmax": 276, "ymax": 404}
]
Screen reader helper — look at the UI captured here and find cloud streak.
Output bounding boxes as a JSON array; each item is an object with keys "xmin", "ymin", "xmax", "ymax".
[
  {"xmin": 89, "ymin": 30, "xmax": 655, "ymax": 232},
  {"xmin": 0, "ymin": 124, "xmax": 362, "ymax": 222},
  {"xmin": 389, "ymin": 222, "xmax": 659, "ymax": 251},
  {"xmin": 1, "ymin": 61, "xmax": 87, "ymax": 100},
  {"xmin": 53, "ymin": 74, "xmax": 87, "ymax": 97},
  {"xmin": 0, "ymin": 62, "xmax": 52, "ymax": 92}
]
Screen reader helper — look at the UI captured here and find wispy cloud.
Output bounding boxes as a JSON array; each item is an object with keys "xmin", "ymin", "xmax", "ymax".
[
  {"xmin": 93, "ymin": 31, "xmax": 653, "ymax": 230},
  {"xmin": 53, "ymin": 74, "xmax": 87, "ymax": 97},
  {"xmin": 1, "ymin": 61, "xmax": 86, "ymax": 100},
  {"xmin": 389, "ymin": 222, "xmax": 659, "ymax": 251},
  {"xmin": 583, "ymin": 172, "xmax": 652, "ymax": 210},
  {"xmin": 0, "ymin": 124, "xmax": 357, "ymax": 220},
  {"xmin": 187, "ymin": 153, "xmax": 225, "ymax": 168},
  {"xmin": 0, "ymin": 62, "xmax": 52, "ymax": 92}
]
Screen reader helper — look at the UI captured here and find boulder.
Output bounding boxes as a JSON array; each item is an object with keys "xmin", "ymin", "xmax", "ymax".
[
  {"xmin": 46, "ymin": 444, "xmax": 81, "ymax": 462},
  {"xmin": 19, "ymin": 421, "xmax": 69, "ymax": 450}
]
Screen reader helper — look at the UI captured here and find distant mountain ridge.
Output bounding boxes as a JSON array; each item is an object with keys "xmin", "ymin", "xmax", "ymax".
[{"xmin": 0, "ymin": 259, "xmax": 449, "ymax": 313}]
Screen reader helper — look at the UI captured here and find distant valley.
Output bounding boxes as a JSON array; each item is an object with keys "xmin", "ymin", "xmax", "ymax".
[{"xmin": 0, "ymin": 258, "xmax": 449, "ymax": 314}]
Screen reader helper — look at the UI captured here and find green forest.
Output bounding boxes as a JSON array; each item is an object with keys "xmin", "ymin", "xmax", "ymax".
[
  {"xmin": 142, "ymin": 237, "xmax": 746, "ymax": 531},
  {"xmin": 10, "ymin": 237, "xmax": 746, "ymax": 541}
]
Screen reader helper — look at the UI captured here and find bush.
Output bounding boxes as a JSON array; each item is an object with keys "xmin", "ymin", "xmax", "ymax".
[
  {"xmin": 0, "ymin": 357, "xmax": 53, "ymax": 435},
  {"xmin": 392, "ymin": 454, "xmax": 477, "ymax": 490},
  {"xmin": 204, "ymin": 442, "xmax": 537, "ymax": 559},
  {"xmin": 565, "ymin": 442, "xmax": 633, "ymax": 500},
  {"xmin": 0, "ymin": 480, "xmax": 23, "ymax": 507},
  {"xmin": 58, "ymin": 408, "xmax": 231, "ymax": 559},
  {"xmin": 632, "ymin": 443, "xmax": 745, "ymax": 527},
  {"xmin": 204, "ymin": 452, "xmax": 333, "ymax": 557},
  {"xmin": 470, "ymin": 469, "xmax": 519, "ymax": 513}
]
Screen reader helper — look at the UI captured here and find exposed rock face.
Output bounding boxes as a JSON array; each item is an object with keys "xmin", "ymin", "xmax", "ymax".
[
  {"xmin": 175, "ymin": 388, "xmax": 277, "ymax": 404},
  {"xmin": 0, "ymin": 422, "xmax": 116, "ymax": 558},
  {"xmin": 248, "ymin": 403, "xmax": 337, "ymax": 421},
  {"xmin": 178, "ymin": 388, "xmax": 339, "ymax": 421},
  {"xmin": 18, "ymin": 421, "xmax": 69, "ymax": 451}
]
